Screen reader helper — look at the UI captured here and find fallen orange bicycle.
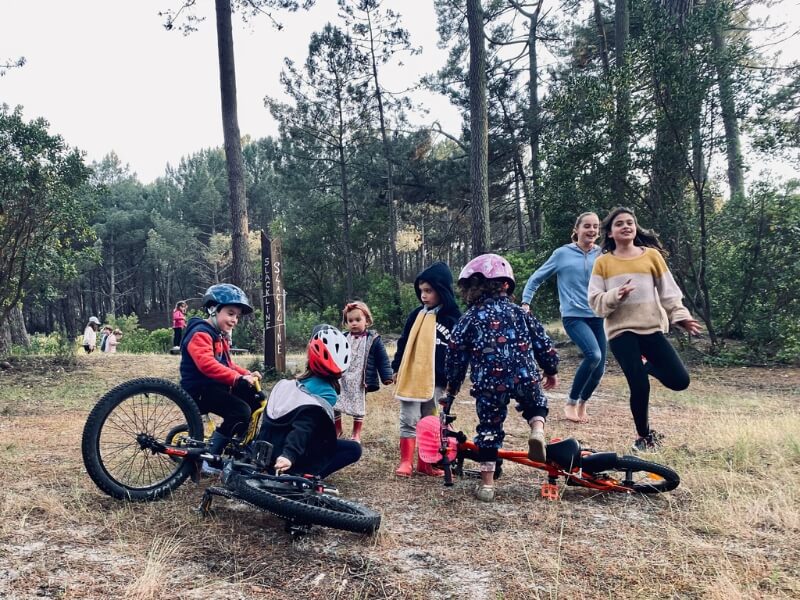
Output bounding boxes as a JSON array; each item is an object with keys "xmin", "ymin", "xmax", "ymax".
[{"xmin": 416, "ymin": 396, "xmax": 679, "ymax": 499}]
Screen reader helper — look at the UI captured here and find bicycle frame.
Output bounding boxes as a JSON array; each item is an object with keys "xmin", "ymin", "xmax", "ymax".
[{"xmin": 437, "ymin": 396, "xmax": 675, "ymax": 499}]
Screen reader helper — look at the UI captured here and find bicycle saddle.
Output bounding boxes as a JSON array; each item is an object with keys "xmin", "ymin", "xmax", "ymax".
[{"xmin": 545, "ymin": 438, "xmax": 582, "ymax": 470}]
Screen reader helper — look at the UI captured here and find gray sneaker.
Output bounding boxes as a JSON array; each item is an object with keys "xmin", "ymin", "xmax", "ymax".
[
  {"xmin": 528, "ymin": 429, "xmax": 547, "ymax": 463},
  {"xmin": 475, "ymin": 485, "xmax": 495, "ymax": 502}
]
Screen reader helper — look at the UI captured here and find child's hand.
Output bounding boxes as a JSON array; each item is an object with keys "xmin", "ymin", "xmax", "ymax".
[
  {"xmin": 249, "ymin": 371, "xmax": 262, "ymax": 380},
  {"xmin": 241, "ymin": 374, "xmax": 258, "ymax": 386},
  {"xmin": 542, "ymin": 374, "xmax": 558, "ymax": 390},
  {"xmin": 677, "ymin": 318, "xmax": 702, "ymax": 336},
  {"xmin": 274, "ymin": 456, "xmax": 292, "ymax": 474},
  {"xmin": 383, "ymin": 379, "xmax": 394, "ymax": 386},
  {"xmin": 617, "ymin": 279, "xmax": 635, "ymax": 301}
]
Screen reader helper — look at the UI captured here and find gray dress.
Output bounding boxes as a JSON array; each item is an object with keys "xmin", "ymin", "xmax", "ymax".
[{"xmin": 337, "ymin": 333, "xmax": 369, "ymax": 417}]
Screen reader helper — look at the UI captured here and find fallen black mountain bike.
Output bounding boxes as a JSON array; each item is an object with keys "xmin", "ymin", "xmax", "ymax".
[{"xmin": 81, "ymin": 377, "xmax": 380, "ymax": 536}]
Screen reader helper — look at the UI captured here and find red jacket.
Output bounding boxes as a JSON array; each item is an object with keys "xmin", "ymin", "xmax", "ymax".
[{"xmin": 179, "ymin": 318, "xmax": 248, "ymax": 394}]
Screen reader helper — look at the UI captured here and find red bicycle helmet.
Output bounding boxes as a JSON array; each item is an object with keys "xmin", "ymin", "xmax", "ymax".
[{"xmin": 307, "ymin": 324, "xmax": 350, "ymax": 377}]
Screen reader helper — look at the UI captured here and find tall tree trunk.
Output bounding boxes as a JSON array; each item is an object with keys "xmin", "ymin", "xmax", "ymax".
[
  {"xmin": 513, "ymin": 163, "xmax": 526, "ymax": 251},
  {"xmin": 711, "ymin": 1, "xmax": 745, "ymax": 200},
  {"xmin": 365, "ymin": 9, "xmax": 400, "ymax": 279},
  {"xmin": 611, "ymin": 0, "xmax": 630, "ymax": 202},
  {"xmin": 336, "ymin": 102, "xmax": 354, "ymax": 298},
  {"xmin": 215, "ymin": 0, "xmax": 250, "ymax": 288},
  {"xmin": 527, "ymin": 6, "xmax": 543, "ymax": 239},
  {"xmin": 593, "ymin": 0, "xmax": 610, "ymax": 75},
  {"xmin": 467, "ymin": 0, "xmax": 490, "ymax": 253},
  {"xmin": 8, "ymin": 305, "xmax": 29, "ymax": 348},
  {"xmin": 108, "ymin": 235, "xmax": 116, "ymax": 317}
]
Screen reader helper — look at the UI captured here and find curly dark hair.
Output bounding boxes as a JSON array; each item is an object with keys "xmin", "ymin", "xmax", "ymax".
[{"xmin": 457, "ymin": 274, "xmax": 514, "ymax": 306}]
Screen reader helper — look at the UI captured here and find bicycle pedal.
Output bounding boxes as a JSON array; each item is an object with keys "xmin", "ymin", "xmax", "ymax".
[{"xmin": 540, "ymin": 483, "xmax": 559, "ymax": 500}]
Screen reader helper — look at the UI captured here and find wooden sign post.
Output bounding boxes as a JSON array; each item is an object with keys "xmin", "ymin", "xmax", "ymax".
[{"xmin": 261, "ymin": 232, "xmax": 286, "ymax": 373}]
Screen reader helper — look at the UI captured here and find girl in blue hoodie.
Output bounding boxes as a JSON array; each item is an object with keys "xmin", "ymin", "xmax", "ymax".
[{"xmin": 521, "ymin": 212, "xmax": 605, "ymax": 423}]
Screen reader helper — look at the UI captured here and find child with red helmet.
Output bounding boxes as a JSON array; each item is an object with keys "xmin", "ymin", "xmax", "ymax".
[
  {"xmin": 257, "ymin": 325, "xmax": 362, "ymax": 482},
  {"xmin": 445, "ymin": 254, "xmax": 559, "ymax": 502}
]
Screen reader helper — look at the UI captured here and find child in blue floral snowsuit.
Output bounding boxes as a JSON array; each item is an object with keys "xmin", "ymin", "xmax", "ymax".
[{"xmin": 445, "ymin": 254, "xmax": 559, "ymax": 502}]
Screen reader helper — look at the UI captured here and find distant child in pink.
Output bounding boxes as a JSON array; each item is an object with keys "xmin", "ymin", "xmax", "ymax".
[{"xmin": 172, "ymin": 301, "xmax": 188, "ymax": 350}]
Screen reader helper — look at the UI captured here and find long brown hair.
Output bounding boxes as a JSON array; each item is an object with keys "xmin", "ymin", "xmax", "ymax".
[
  {"xmin": 600, "ymin": 207, "xmax": 666, "ymax": 256},
  {"xmin": 570, "ymin": 212, "xmax": 599, "ymax": 243}
]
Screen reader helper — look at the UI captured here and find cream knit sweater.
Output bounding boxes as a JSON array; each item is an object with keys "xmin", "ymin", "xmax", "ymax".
[{"xmin": 589, "ymin": 247, "xmax": 692, "ymax": 341}]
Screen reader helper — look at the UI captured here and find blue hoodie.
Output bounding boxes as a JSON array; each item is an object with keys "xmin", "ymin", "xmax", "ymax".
[{"xmin": 521, "ymin": 243, "xmax": 601, "ymax": 318}]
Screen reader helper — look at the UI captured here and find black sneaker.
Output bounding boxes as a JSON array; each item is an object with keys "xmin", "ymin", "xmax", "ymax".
[{"xmin": 631, "ymin": 431, "xmax": 663, "ymax": 453}]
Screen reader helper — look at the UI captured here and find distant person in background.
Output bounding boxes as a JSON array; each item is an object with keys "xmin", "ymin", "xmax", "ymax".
[
  {"xmin": 172, "ymin": 300, "xmax": 188, "ymax": 351},
  {"xmin": 521, "ymin": 212, "xmax": 605, "ymax": 424},
  {"xmin": 99, "ymin": 326, "xmax": 112, "ymax": 352},
  {"xmin": 83, "ymin": 316, "xmax": 101, "ymax": 353},
  {"xmin": 104, "ymin": 328, "xmax": 122, "ymax": 353}
]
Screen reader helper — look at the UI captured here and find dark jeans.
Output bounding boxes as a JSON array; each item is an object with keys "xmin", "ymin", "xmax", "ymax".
[
  {"xmin": 562, "ymin": 316, "xmax": 606, "ymax": 403},
  {"xmin": 173, "ymin": 327, "xmax": 183, "ymax": 347},
  {"xmin": 608, "ymin": 331, "xmax": 690, "ymax": 438},
  {"xmin": 191, "ymin": 382, "xmax": 261, "ymax": 438},
  {"xmin": 318, "ymin": 440, "xmax": 362, "ymax": 479}
]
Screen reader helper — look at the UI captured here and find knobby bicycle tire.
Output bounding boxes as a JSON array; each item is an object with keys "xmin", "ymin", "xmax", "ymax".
[
  {"xmin": 81, "ymin": 377, "xmax": 203, "ymax": 501},
  {"xmin": 231, "ymin": 475, "xmax": 381, "ymax": 534},
  {"xmin": 588, "ymin": 455, "xmax": 680, "ymax": 494}
]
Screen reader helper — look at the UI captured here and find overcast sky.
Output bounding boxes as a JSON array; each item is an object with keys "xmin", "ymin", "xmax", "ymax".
[
  {"xmin": 2, "ymin": 1, "xmax": 797, "ymax": 185},
  {"xmin": 1, "ymin": 0, "xmax": 462, "ymax": 183}
]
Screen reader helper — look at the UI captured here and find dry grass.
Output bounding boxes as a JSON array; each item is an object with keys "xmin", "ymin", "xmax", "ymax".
[{"xmin": 0, "ymin": 349, "xmax": 798, "ymax": 599}]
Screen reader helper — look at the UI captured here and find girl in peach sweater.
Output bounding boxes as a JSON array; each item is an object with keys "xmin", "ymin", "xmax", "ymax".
[{"xmin": 589, "ymin": 207, "xmax": 700, "ymax": 452}]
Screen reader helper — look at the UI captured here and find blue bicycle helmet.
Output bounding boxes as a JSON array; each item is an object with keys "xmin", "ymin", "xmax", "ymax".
[{"xmin": 202, "ymin": 283, "xmax": 254, "ymax": 315}]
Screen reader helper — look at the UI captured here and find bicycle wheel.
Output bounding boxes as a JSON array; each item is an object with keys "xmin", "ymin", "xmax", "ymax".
[
  {"xmin": 231, "ymin": 475, "xmax": 381, "ymax": 534},
  {"xmin": 82, "ymin": 378, "xmax": 203, "ymax": 501},
  {"xmin": 589, "ymin": 455, "xmax": 680, "ymax": 493}
]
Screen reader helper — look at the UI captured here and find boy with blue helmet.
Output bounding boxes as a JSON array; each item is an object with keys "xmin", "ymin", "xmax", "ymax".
[{"xmin": 179, "ymin": 283, "xmax": 261, "ymax": 472}]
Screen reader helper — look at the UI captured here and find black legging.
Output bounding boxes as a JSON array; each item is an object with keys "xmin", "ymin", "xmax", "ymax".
[
  {"xmin": 173, "ymin": 327, "xmax": 183, "ymax": 347},
  {"xmin": 192, "ymin": 383, "xmax": 261, "ymax": 438},
  {"xmin": 608, "ymin": 331, "xmax": 689, "ymax": 438}
]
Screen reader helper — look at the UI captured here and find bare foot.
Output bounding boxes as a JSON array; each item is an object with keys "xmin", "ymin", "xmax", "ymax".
[
  {"xmin": 563, "ymin": 403, "xmax": 580, "ymax": 423},
  {"xmin": 576, "ymin": 402, "xmax": 589, "ymax": 423}
]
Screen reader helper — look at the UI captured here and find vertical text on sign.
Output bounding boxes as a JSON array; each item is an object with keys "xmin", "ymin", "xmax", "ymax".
[
  {"xmin": 261, "ymin": 232, "xmax": 275, "ymax": 369},
  {"xmin": 270, "ymin": 238, "xmax": 286, "ymax": 372}
]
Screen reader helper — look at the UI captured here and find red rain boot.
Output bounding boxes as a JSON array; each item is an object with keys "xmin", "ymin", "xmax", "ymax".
[
  {"xmin": 395, "ymin": 437, "xmax": 415, "ymax": 477},
  {"xmin": 416, "ymin": 456, "xmax": 444, "ymax": 477},
  {"xmin": 351, "ymin": 419, "xmax": 363, "ymax": 444}
]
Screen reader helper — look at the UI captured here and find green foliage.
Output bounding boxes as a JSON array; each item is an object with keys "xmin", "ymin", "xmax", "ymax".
[
  {"xmin": 10, "ymin": 331, "xmax": 76, "ymax": 365},
  {"xmin": 0, "ymin": 105, "xmax": 95, "ymax": 327},
  {"xmin": 363, "ymin": 274, "xmax": 414, "ymax": 332},
  {"xmin": 232, "ymin": 309, "xmax": 264, "ymax": 352},
  {"xmin": 101, "ymin": 313, "xmax": 173, "ymax": 353},
  {"xmin": 708, "ymin": 181, "xmax": 800, "ymax": 363},
  {"xmin": 285, "ymin": 309, "xmax": 321, "ymax": 350},
  {"xmin": 505, "ymin": 249, "xmax": 560, "ymax": 322}
]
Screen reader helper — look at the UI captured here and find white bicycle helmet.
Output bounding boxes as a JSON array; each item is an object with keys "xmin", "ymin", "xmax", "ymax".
[{"xmin": 308, "ymin": 324, "xmax": 350, "ymax": 377}]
